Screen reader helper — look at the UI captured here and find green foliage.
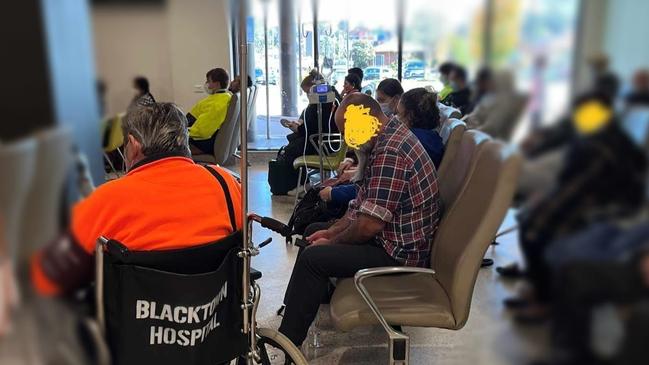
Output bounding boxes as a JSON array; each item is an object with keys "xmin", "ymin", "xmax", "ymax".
[{"xmin": 350, "ymin": 41, "xmax": 375, "ymax": 70}]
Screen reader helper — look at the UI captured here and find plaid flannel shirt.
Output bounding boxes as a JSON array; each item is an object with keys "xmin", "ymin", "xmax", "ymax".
[{"xmin": 348, "ymin": 117, "xmax": 441, "ymax": 267}]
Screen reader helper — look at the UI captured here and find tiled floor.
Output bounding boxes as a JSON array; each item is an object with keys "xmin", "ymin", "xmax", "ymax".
[{"xmin": 243, "ymin": 163, "xmax": 549, "ymax": 365}]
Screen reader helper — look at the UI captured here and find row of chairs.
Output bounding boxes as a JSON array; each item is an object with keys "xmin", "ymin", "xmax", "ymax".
[
  {"xmin": 324, "ymin": 118, "xmax": 522, "ymax": 364},
  {"xmin": 0, "ymin": 128, "xmax": 72, "ymax": 265}
]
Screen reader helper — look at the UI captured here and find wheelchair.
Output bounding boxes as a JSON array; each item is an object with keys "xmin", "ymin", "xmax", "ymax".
[{"xmin": 90, "ymin": 213, "xmax": 307, "ymax": 365}]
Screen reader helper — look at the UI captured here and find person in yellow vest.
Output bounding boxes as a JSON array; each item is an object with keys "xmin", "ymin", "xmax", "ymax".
[
  {"xmin": 437, "ymin": 62, "xmax": 456, "ymax": 102},
  {"xmin": 187, "ymin": 68, "xmax": 232, "ymax": 155}
]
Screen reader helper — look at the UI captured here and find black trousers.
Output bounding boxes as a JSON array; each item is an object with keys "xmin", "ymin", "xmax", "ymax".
[
  {"xmin": 278, "ymin": 242, "xmax": 399, "ymax": 346},
  {"xmin": 553, "ymin": 262, "xmax": 647, "ymax": 362}
]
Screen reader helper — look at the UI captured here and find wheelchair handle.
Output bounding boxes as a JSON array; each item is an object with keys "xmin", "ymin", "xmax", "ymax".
[{"xmin": 249, "ymin": 214, "xmax": 292, "ymax": 237}]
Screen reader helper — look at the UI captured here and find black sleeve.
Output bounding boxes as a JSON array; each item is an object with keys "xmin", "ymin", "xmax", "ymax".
[{"xmin": 186, "ymin": 113, "xmax": 197, "ymax": 127}]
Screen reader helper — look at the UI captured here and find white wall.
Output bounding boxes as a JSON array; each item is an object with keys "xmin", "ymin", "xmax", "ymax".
[
  {"xmin": 167, "ymin": 0, "xmax": 233, "ymax": 112},
  {"xmin": 92, "ymin": 0, "xmax": 232, "ymax": 116},
  {"xmin": 603, "ymin": 0, "xmax": 649, "ymax": 81},
  {"xmin": 574, "ymin": 0, "xmax": 649, "ymax": 93}
]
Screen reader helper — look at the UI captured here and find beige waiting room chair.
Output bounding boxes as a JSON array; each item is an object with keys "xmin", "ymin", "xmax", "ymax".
[
  {"xmin": 19, "ymin": 128, "xmax": 72, "ymax": 263},
  {"xmin": 0, "ymin": 138, "xmax": 37, "ymax": 262},
  {"xmin": 230, "ymin": 84, "xmax": 258, "ymax": 164},
  {"xmin": 192, "ymin": 93, "xmax": 241, "ymax": 165},
  {"xmin": 329, "ymin": 138, "xmax": 522, "ymax": 365},
  {"xmin": 438, "ymin": 103, "xmax": 462, "ymax": 124},
  {"xmin": 438, "ymin": 130, "xmax": 491, "ymax": 212},
  {"xmin": 437, "ymin": 118, "xmax": 466, "ymax": 180}
]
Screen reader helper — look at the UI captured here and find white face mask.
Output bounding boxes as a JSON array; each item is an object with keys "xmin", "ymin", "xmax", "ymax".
[
  {"xmin": 203, "ymin": 83, "xmax": 215, "ymax": 95},
  {"xmin": 379, "ymin": 102, "xmax": 394, "ymax": 117}
]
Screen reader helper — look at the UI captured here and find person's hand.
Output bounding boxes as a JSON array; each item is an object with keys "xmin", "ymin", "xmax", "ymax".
[
  {"xmin": 306, "ymin": 229, "xmax": 330, "ymax": 243},
  {"xmin": 339, "ymin": 167, "xmax": 357, "ymax": 183},
  {"xmin": 337, "ymin": 158, "xmax": 355, "ymax": 174},
  {"xmin": 311, "ymin": 238, "xmax": 331, "ymax": 246},
  {"xmin": 319, "ymin": 187, "xmax": 333, "ymax": 202}
]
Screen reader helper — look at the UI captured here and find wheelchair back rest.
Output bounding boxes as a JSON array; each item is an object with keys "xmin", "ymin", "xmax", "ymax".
[
  {"xmin": 438, "ymin": 130, "xmax": 490, "ymax": 214},
  {"xmin": 430, "ymin": 140, "xmax": 521, "ymax": 329},
  {"xmin": 100, "ymin": 231, "xmax": 247, "ymax": 365}
]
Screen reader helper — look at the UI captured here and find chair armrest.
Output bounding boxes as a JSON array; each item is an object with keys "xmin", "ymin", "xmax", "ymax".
[{"xmin": 353, "ymin": 267, "xmax": 436, "ymax": 335}]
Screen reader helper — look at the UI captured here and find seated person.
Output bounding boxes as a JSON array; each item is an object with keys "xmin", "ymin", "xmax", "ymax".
[
  {"xmin": 442, "ymin": 65, "xmax": 473, "ymax": 115},
  {"xmin": 31, "ymin": 103, "xmax": 242, "ymax": 296},
  {"xmin": 341, "ymin": 73, "xmax": 362, "ymax": 98},
  {"xmin": 186, "ymin": 68, "xmax": 232, "ymax": 155},
  {"xmin": 437, "ymin": 62, "xmax": 456, "ymax": 102},
  {"xmin": 320, "ymin": 83, "xmax": 444, "ymax": 206},
  {"xmin": 625, "ymin": 69, "xmax": 649, "ymax": 107},
  {"xmin": 128, "ymin": 76, "xmax": 156, "ymax": 110},
  {"xmin": 347, "ymin": 67, "xmax": 364, "ymax": 85},
  {"xmin": 228, "ymin": 75, "xmax": 253, "ymax": 94},
  {"xmin": 279, "ymin": 72, "xmax": 339, "ymax": 161},
  {"xmin": 464, "ymin": 70, "xmax": 520, "ymax": 137},
  {"xmin": 396, "ymin": 88, "xmax": 445, "ymax": 168},
  {"xmin": 375, "ymin": 78, "xmax": 403, "ymax": 117},
  {"xmin": 508, "ymin": 92, "xmax": 647, "ymax": 319},
  {"xmin": 278, "ymin": 93, "xmax": 441, "ymax": 347},
  {"xmin": 469, "ymin": 67, "xmax": 493, "ymax": 109}
]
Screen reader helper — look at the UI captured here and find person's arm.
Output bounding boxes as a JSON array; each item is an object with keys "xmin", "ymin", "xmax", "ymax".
[
  {"xmin": 31, "ymin": 232, "xmax": 94, "ymax": 296},
  {"xmin": 328, "ymin": 213, "xmax": 385, "ymax": 245},
  {"xmin": 326, "ymin": 150, "xmax": 408, "ymax": 245},
  {"xmin": 186, "ymin": 113, "xmax": 197, "ymax": 127},
  {"xmin": 31, "ymin": 191, "xmax": 105, "ymax": 296}
]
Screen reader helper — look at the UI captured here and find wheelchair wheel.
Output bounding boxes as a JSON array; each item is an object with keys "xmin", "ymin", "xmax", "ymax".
[{"xmin": 237, "ymin": 327, "xmax": 307, "ymax": 365}]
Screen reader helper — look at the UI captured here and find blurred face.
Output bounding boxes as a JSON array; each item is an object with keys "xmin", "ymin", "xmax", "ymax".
[
  {"xmin": 133, "ymin": 82, "xmax": 143, "ymax": 96},
  {"xmin": 633, "ymin": 72, "xmax": 649, "ymax": 91},
  {"xmin": 376, "ymin": 90, "xmax": 400, "ymax": 114},
  {"xmin": 205, "ymin": 76, "xmax": 222, "ymax": 92},
  {"xmin": 449, "ymin": 71, "xmax": 463, "ymax": 89},
  {"xmin": 440, "ymin": 73, "xmax": 449, "ymax": 86},
  {"xmin": 396, "ymin": 100, "xmax": 410, "ymax": 127},
  {"xmin": 343, "ymin": 80, "xmax": 354, "ymax": 94},
  {"xmin": 229, "ymin": 77, "xmax": 241, "ymax": 93},
  {"xmin": 301, "ymin": 80, "xmax": 314, "ymax": 94}
]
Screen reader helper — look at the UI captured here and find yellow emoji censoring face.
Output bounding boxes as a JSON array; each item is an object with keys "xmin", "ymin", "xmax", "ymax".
[
  {"xmin": 344, "ymin": 104, "xmax": 381, "ymax": 149},
  {"xmin": 572, "ymin": 100, "xmax": 612, "ymax": 135}
]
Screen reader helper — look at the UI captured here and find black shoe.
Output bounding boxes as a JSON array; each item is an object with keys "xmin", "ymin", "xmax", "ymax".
[
  {"xmin": 514, "ymin": 308, "xmax": 549, "ymax": 325},
  {"xmin": 496, "ymin": 263, "xmax": 526, "ymax": 278},
  {"xmin": 481, "ymin": 258, "xmax": 494, "ymax": 267},
  {"xmin": 503, "ymin": 296, "xmax": 531, "ymax": 309}
]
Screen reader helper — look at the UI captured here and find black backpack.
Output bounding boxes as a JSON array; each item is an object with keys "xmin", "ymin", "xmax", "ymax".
[
  {"xmin": 268, "ymin": 146, "xmax": 305, "ymax": 195},
  {"xmin": 286, "ymin": 187, "xmax": 347, "ymax": 236}
]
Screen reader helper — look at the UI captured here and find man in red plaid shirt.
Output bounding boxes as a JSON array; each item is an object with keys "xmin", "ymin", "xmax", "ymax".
[{"xmin": 279, "ymin": 93, "xmax": 441, "ymax": 346}]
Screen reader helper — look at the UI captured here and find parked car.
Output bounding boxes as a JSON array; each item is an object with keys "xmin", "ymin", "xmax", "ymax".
[
  {"xmin": 364, "ymin": 66, "xmax": 393, "ymax": 81},
  {"xmin": 404, "ymin": 60, "xmax": 426, "ymax": 80}
]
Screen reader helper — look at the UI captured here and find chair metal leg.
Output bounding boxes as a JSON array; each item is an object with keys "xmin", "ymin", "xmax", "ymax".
[
  {"xmin": 293, "ymin": 166, "xmax": 303, "ymax": 208},
  {"xmin": 388, "ymin": 330, "xmax": 410, "ymax": 365}
]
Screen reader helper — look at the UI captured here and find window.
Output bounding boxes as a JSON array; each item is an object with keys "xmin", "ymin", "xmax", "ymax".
[
  {"xmin": 491, "ymin": 0, "xmax": 579, "ymax": 127},
  {"xmin": 245, "ymin": 0, "xmax": 579, "ymax": 148},
  {"xmin": 402, "ymin": 0, "xmax": 485, "ymax": 92}
]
